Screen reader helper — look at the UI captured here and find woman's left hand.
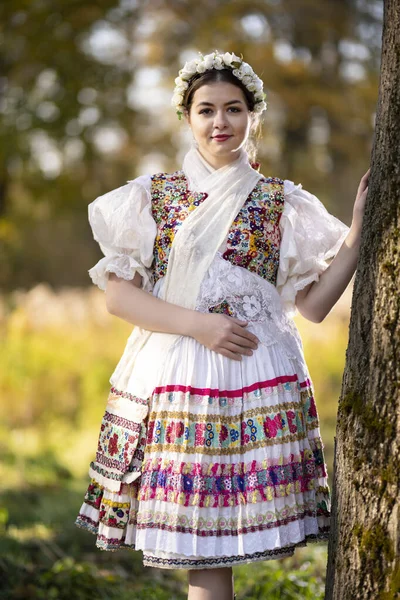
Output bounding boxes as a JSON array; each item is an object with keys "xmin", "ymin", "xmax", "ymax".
[
  {"xmin": 352, "ymin": 168, "xmax": 370, "ymax": 228},
  {"xmin": 347, "ymin": 168, "xmax": 370, "ymax": 248}
]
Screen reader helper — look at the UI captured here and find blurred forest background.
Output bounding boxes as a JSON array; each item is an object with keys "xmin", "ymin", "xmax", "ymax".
[{"xmin": 0, "ymin": 0, "xmax": 383, "ymax": 599}]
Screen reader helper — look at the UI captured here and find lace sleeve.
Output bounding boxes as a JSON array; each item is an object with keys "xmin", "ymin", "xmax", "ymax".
[
  {"xmin": 276, "ymin": 179, "xmax": 350, "ymax": 315},
  {"xmin": 88, "ymin": 174, "xmax": 157, "ymax": 292}
]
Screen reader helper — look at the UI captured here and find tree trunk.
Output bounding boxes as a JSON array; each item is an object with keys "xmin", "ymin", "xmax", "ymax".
[{"xmin": 325, "ymin": 1, "xmax": 400, "ymax": 598}]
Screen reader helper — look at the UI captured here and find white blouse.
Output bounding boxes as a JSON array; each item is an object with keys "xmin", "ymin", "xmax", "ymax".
[{"xmin": 87, "ymin": 174, "xmax": 349, "ymax": 315}]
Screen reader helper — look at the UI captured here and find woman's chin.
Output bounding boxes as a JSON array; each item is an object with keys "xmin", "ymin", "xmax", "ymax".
[{"xmin": 205, "ymin": 142, "xmax": 241, "ymax": 156}]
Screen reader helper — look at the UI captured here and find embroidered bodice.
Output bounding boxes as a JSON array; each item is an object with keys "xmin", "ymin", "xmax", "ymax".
[
  {"xmin": 150, "ymin": 170, "xmax": 285, "ymax": 289},
  {"xmin": 87, "ymin": 170, "xmax": 349, "ymax": 318}
]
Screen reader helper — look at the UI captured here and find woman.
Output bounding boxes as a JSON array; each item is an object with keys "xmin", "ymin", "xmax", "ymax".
[{"xmin": 75, "ymin": 50, "xmax": 369, "ymax": 600}]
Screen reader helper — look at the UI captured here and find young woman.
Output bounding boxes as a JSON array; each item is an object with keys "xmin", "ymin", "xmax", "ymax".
[{"xmin": 75, "ymin": 50, "xmax": 369, "ymax": 600}]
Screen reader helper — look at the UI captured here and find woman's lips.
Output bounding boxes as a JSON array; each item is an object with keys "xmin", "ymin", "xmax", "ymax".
[{"xmin": 212, "ymin": 135, "xmax": 232, "ymax": 142}]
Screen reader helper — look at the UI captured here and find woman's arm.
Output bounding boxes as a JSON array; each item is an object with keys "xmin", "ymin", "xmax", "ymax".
[
  {"xmin": 105, "ymin": 272, "xmax": 260, "ymax": 360},
  {"xmin": 295, "ymin": 169, "xmax": 369, "ymax": 323},
  {"xmin": 105, "ymin": 272, "xmax": 199, "ymax": 336}
]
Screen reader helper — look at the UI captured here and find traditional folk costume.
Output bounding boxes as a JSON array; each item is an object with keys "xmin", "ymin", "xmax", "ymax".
[{"xmin": 75, "ymin": 51, "xmax": 349, "ymax": 570}]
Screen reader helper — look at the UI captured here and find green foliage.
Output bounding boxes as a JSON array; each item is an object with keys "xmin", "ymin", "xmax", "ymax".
[
  {"xmin": 0, "ymin": 2, "xmax": 381, "ymax": 289},
  {"xmin": 0, "ymin": 553, "xmax": 186, "ymax": 600},
  {"xmin": 233, "ymin": 550, "xmax": 326, "ymax": 599}
]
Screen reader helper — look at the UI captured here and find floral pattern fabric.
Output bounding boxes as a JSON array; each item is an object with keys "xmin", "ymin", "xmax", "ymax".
[{"xmin": 150, "ymin": 170, "xmax": 284, "ymax": 288}]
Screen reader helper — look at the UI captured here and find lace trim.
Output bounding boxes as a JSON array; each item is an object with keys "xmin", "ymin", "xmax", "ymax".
[
  {"xmin": 194, "ymin": 253, "xmax": 304, "ymax": 362},
  {"xmin": 88, "ymin": 253, "xmax": 153, "ymax": 292}
]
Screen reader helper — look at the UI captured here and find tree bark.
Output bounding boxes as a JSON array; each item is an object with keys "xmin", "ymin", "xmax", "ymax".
[{"xmin": 325, "ymin": 1, "xmax": 400, "ymax": 598}]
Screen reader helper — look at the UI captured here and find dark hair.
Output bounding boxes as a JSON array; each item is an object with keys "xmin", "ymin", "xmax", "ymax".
[
  {"xmin": 182, "ymin": 68, "xmax": 263, "ymax": 163},
  {"xmin": 184, "ymin": 68, "xmax": 257, "ymax": 112}
]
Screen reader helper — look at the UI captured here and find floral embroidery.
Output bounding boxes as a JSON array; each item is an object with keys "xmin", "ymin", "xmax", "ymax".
[
  {"xmin": 221, "ymin": 178, "xmax": 284, "ymax": 284},
  {"xmin": 75, "ymin": 474, "xmax": 330, "ymax": 562},
  {"xmin": 150, "ymin": 171, "xmax": 285, "ymax": 292},
  {"xmin": 91, "ymin": 387, "xmax": 150, "ymax": 485},
  {"xmin": 84, "ymin": 479, "xmax": 103, "ymax": 510},
  {"xmin": 208, "ymin": 299, "xmax": 235, "ymax": 317},
  {"xmin": 108, "ymin": 433, "xmax": 120, "ymax": 457},
  {"xmin": 144, "ymin": 399, "xmax": 314, "ymax": 456},
  {"xmin": 165, "ymin": 420, "xmax": 185, "ymax": 443},
  {"xmin": 150, "ymin": 172, "xmax": 208, "ymax": 284},
  {"xmin": 137, "ymin": 434, "xmax": 327, "ymax": 509},
  {"xmin": 96, "ymin": 409, "xmax": 142, "ymax": 473}
]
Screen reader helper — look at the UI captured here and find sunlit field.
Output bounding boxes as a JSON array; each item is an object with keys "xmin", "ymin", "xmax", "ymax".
[{"xmin": 0, "ymin": 284, "xmax": 352, "ymax": 599}]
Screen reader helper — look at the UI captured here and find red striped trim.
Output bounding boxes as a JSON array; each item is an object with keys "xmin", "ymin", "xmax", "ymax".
[
  {"xmin": 153, "ymin": 374, "xmax": 311, "ymax": 398},
  {"xmin": 300, "ymin": 379, "xmax": 312, "ymax": 389}
]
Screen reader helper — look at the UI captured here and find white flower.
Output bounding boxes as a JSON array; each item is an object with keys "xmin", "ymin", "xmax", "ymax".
[
  {"xmin": 232, "ymin": 68, "xmax": 243, "ymax": 79},
  {"xmin": 172, "ymin": 50, "xmax": 267, "ymax": 118},
  {"xmin": 180, "ymin": 71, "xmax": 192, "ymax": 81},
  {"xmin": 174, "ymin": 79, "xmax": 188, "ymax": 92},
  {"xmin": 172, "ymin": 92, "xmax": 184, "ymax": 106},
  {"xmin": 223, "ymin": 52, "xmax": 233, "ymax": 66},
  {"xmin": 175, "ymin": 85, "xmax": 187, "ymax": 96},
  {"xmin": 181, "ymin": 60, "xmax": 197, "ymax": 79},
  {"xmin": 188, "ymin": 59, "xmax": 198, "ymax": 70},
  {"xmin": 214, "ymin": 56, "xmax": 224, "ymax": 69},
  {"xmin": 241, "ymin": 63, "xmax": 252, "ymax": 75},
  {"xmin": 254, "ymin": 100, "xmax": 267, "ymax": 113},
  {"xmin": 242, "ymin": 74, "xmax": 253, "ymax": 86},
  {"xmin": 204, "ymin": 54, "xmax": 215, "ymax": 69}
]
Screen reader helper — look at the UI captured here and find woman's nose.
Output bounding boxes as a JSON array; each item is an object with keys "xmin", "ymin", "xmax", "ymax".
[{"xmin": 213, "ymin": 111, "xmax": 228, "ymax": 128}]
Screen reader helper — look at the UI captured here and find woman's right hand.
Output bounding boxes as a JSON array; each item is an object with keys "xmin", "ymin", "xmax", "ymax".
[{"xmin": 189, "ymin": 312, "xmax": 259, "ymax": 361}]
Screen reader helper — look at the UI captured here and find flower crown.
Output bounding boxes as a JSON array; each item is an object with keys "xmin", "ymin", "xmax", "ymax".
[{"xmin": 172, "ymin": 50, "xmax": 267, "ymax": 120}]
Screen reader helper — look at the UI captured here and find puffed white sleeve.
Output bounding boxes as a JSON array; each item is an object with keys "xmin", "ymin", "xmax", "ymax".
[
  {"xmin": 276, "ymin": 179, "xmax": 350, "ymax": 315},
  {"xmin": 87, "ymin": 173, "xmax": 157, "ymax": 292}
]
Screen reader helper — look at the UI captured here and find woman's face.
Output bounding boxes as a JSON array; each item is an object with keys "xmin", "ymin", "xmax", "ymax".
[{"xmin": 185, "ymin": 81, "xmax": 252, "ymax": 169}]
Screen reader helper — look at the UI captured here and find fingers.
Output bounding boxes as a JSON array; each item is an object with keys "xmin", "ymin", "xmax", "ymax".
[
  {"xmin": 360, "ymin": 168, "xmax": 370, "ymax": 187},
  {"xmin": 235, "ymin": 328, "xmax": 260, "ymax": 345},
  {"xmin": 231, "ymin": 322, "xmax": 259, "ymax": 344},
  {"xmin": 231, "ymin": 317, "xmax": 249, "ymax": 325},
  {"xmin": 357, "ymin": 173, "xmax": 369, "ymax": 195},
  {"xmin": 224, "ymin": 340, "xmax": 254, "ymax": 356},
  {"xmin": 214, "ymin": 348, "xmax": 242, "ymax": 360},
  {"xmin": 230, "ymin": 331, "xmax": 258, "ymax": 349},
  {"xmin": 218, "ymin": 348, "xmax": 243, "ymax": 361}
]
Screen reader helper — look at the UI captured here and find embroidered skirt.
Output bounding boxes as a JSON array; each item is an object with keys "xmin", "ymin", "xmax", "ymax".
[{"xmin": 75, "ymin": 330, "xmax": 330, "ymax": 570}]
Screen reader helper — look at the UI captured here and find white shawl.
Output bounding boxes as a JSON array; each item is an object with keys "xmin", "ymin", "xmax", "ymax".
[{"xmin": 110, "ymin": 144, "xmax": 262, "ymax": 399}]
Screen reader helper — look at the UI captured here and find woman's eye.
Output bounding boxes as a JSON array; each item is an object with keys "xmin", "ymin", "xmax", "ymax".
[{"xmin": 199, "ymin": 107, "xmax": 241, "ymax": 115}]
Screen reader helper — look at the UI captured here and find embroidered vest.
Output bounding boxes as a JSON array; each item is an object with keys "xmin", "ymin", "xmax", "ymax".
[{"xmin": 150, "ymin": 170, "xmax": 285, "ymax": 297}]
